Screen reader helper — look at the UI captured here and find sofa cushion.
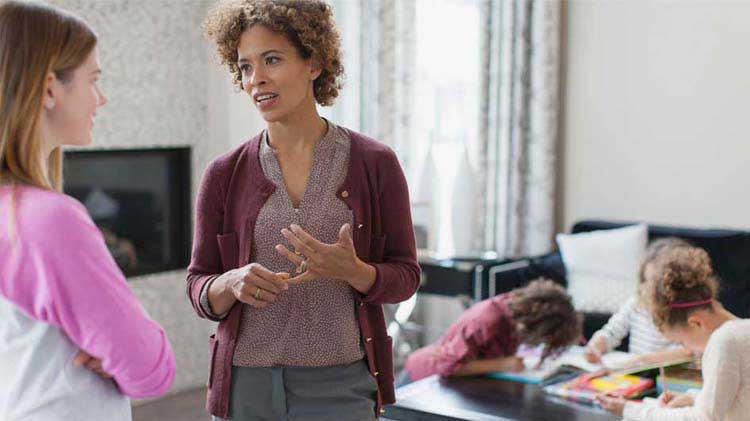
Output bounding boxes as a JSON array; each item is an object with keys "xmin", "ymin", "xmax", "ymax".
[{"xmin": 556, "ymin": 223, "xmax": 648, "ymax": 314}]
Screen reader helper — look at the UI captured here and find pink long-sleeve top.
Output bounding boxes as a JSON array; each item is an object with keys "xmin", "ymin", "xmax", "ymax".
[
  {"xmin": 0, "ymin": 185, "xmax": 175, "ymax": 420},
  {"xmin": 404, "ymin": 293, "xmax": 520, "ymax": 381}
]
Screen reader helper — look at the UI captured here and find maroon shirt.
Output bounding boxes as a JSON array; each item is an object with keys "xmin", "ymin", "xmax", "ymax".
[
  {"xmin": 186, "ymin": 127, "xmax": 420, "ymax": 418},
  {"xmin": 404, "ymin": 293, "xmax": 519, "ymax": 381}
]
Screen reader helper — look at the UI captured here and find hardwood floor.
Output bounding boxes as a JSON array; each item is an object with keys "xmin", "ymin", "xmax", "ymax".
[
  {"xmin": 132, "ymin": 388, "xmax": 208, "ymax": 421},
  {"xmin": 131, "ymin": 387, "xmax": 396, "ymax": 420}
]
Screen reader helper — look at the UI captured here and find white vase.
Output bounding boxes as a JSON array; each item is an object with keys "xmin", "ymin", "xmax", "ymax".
[{"xmin": 451, "ymin": 144, "xmax": 478, "ymax": 256}]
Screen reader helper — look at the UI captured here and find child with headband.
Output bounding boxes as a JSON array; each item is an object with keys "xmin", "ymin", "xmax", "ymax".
[
  {"xmin": 597, "ymin": 246, "xmax": 749, "ymax": 420},
  {"xmin": 585, "ymin": 238, "xmax": 693, "ymax": 366}
]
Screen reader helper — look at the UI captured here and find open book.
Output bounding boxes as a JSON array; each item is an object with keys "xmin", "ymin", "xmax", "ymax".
[{"xmin": 486, "ymin": 345, "xmax": 634, "ymax": 385}]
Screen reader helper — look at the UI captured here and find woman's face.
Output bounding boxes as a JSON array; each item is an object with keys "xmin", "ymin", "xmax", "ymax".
[
  {"xmin": 237, "ymin": 24, "xmax": 320, "ymax": 124},
  {"xmin": 44, "ymin": 47, "xmax": 107, "ymax": 149}
]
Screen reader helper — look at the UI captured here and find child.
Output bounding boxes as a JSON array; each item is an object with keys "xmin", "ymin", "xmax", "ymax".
[
  {"xmin": 597, "ymin": 246, "xmax": 749, "ymax": 420},
  {"xmin": 402, "ymin": 278, "xmax": 582, "ymax": 382},
  {"xmin": 585, "ymin": 238, "xmax": 693, "ymax": 365}
]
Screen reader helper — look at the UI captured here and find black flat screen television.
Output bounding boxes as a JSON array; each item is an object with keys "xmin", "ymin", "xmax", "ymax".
[{"xmin": 63, "ymin": 147, "xmax": 191, "ymax": 278}]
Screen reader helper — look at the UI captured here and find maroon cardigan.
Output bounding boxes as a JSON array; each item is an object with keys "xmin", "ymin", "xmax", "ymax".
[{"xmin": 186, "ymin": 128, "xmax": 420, "ymax": 418}]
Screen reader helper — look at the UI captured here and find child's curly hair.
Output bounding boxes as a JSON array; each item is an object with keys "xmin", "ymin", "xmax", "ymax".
[
  {"xmin": 203, "ymin": 0, "xmax": 344, "ymax": 106},
  {"xmin": 638, "ymin": 237, "xmax": 692, "ymax": 284},
  {"xmin": 508, "ymin": 278, "xmax": 582, "ymax": 360},
  {"xmin": 646, "ymin": 246, "xmax": 719, "ymax": 329}
]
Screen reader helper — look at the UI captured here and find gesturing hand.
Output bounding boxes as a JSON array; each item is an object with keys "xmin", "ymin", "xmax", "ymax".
[{"xmin": 276, "ymin": 223, "xmax": 371, "ymax": 289}]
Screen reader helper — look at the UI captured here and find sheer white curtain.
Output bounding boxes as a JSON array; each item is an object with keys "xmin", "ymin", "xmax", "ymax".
[
  {"xmin": 479, "ymin": 0, "xmax": 562, "ymax": 257},
  {"xmin": 324, "ymin": 0, "xmax": 562, "ymax": 258},
  {"xmin": 324, "ymin": 0, "xmax": 484, "ymax": 257}
]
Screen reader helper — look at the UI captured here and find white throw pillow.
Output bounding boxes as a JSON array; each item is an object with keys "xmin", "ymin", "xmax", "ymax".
[{"xmin": 556, "ymin": 224, "xmax": 648, "ymax": 313}]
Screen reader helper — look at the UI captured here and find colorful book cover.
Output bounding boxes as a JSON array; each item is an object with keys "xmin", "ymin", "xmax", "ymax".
[{"xmin": 544, "ymin": 373, "xmax": 654, "ymax": 405}]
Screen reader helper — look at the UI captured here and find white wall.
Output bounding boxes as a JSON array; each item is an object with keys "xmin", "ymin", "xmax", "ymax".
[{"xmin": 561, "ymin": 0, "xmax": 750, "ymax": 232}]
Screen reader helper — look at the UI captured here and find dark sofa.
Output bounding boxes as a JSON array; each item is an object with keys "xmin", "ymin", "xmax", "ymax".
[{"xmin": 484, "ymin": 220, "xmax": 750, "ymax": 350}]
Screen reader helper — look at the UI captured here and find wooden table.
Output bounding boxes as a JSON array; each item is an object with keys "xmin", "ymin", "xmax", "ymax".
[{"xmin": 384, "ymin": 375, "xmax": 619, "ymax": 421}]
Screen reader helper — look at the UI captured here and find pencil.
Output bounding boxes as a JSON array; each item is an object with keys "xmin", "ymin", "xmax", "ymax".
[{"xmin": 659, "ymin": 365, "xmax": 668, "ymax": 395}]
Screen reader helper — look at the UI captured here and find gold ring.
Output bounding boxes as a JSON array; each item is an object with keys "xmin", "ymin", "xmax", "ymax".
[
  {"xmin": 254, "ymin": 287, "xmax": 261, "ymax": 300},
  {"xmin": 297, "ymin": 258, "xmax": 308, "ymax": 274}
]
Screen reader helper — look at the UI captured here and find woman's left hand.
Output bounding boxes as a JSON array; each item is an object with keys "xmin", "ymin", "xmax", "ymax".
[
  {"xmin": 73, "ymin": 350, "xmax": 112, "ymax": 379},
  {"xmin": 276, "ymin": 223, "xmax": 376, "ymax": 293},
  {"xmin": 595, "ymin": 393, "xmax": 627, "ymax": 416}
]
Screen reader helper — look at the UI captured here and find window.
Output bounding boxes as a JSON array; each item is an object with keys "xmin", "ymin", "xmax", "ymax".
[{"xmin": 323, "ymin": 0, "xmax": 483, "ymax": 256}]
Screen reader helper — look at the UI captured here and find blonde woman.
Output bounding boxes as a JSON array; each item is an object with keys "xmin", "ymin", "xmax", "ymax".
[
  {"xmin": 0, "ymin": 2, "xmax": 175, "ymax": 420},
  {"xmin": 191, "ymin": 1, "xmax": 420, "ymax": 419}
]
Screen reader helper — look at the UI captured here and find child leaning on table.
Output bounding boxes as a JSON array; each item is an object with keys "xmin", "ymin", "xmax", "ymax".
[
  {"xmin": 584, "ymin": 237, "xmax": 693, "ymax": 366},
  {"xmin": 597, "ymin": 245, "xmax": 750, "ymax": 420},
  {"xmin": 401, "ymin": 278, "xmax": 582, "ymax": 384}
]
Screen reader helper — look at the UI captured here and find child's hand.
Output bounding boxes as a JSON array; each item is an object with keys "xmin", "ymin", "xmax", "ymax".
[
  {"xmin": 584, "ymin": 335, "xmax": 607, "ymax": 363},
  {"xmin": 584, "ymin": 345, "xmax": 602, "ymax": 363},
  {"xmin": 595, "ymin": 393, "xmax": 627, "ymax": 416},
  {"xmin": 658, "ymin": 391, "xmax": 694, "ymax": 408}
]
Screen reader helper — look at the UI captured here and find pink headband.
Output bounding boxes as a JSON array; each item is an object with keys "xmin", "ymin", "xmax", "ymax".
[{"xmin": 667, "ymin": 298, "xmax": 712, "ymax": 309}]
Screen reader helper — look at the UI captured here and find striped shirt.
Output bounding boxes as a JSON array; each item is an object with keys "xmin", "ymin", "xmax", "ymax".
[{"xmin": 592, "ymin": 296, "xmax": 678, "ymax": 355}]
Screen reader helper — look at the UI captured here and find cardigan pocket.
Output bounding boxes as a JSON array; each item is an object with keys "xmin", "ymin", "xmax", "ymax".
[
  {"xmin": 216, "ymin": 232, "xmax": 239, "ymax": 272},
  {"xmin": 207, "ymin": 334, "xmax": 218, "ymax": 388},
  {"xmin": 370, "ymin": 234, "xmax": 387, "ymax": 263}
]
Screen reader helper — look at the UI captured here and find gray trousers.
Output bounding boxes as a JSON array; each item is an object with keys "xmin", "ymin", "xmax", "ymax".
[{"xmin": 214, "ymin": 359, "xmax": 378, "ymax": 421}]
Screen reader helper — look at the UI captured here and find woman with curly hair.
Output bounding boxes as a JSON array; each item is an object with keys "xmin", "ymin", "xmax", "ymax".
[
  {"xmin": 597, "ymin": 246, "xmax": 749, "ymax": 421},
  {"xmin": 402, "ymin": 279, "xmax": 582, "ymax": 383},
  {"xmin": 188, "ymin": 1, "xmax": 420, "ymax": 419}
]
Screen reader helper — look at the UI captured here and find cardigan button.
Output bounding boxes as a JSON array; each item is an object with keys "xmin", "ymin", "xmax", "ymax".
[
  {"xmin": 357, "ymin": 223, "xmax": 363, "ymax": 229},
  {"xmin": 373, "ymin": 371, "xmax": 379, "ymax": 376},
  {"xmin": 359, "ymin": 302, "xmax": 364, "ymax": 307},
  {"xmin": 366, "ymin": 337, "xmax": 372, "ymax": 342},
  {"xmin": 380, "ymin": 408, "xmax": 386, "ymax": 414},
  {"xmin": 341, "ymin": 190, "xmax": 349, "ymax": 198}
]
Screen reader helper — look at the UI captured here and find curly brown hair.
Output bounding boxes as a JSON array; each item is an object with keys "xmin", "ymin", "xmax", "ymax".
[
  {"xmin": 202, "ymin": 0, "xmax": 344, "ymax": 106},
  {"xmin": 647, "ymin": 246, "xmax": 719, "ymax": 329},
  {"xmin": 638, "ymin": 237, "xmax": 692, "ymax": 284},
  {"xmin": 508, "ymin": 278, "xmax": 582, "ymax": 361}
]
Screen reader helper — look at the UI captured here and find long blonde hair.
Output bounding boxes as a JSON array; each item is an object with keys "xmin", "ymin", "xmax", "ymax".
[{"xmin": 0, "ymin": 0, "xmax": 97, "ymax": 192}]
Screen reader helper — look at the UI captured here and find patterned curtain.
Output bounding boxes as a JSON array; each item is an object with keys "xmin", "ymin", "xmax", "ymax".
[
  {"xmin": 479, "ymin": 0, "xmax": 562, "ymax": 257},
  {"xmin": 326, "ymin": 0, "xmax": 415, "ymax": 164}
]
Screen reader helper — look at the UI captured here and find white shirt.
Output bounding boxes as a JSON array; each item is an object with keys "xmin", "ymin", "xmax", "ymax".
[
  {"xmin": 593, "ymin": 296, "xmax": 679, "ymax": 354},
  {"xmin": 0, "ymin": 295, "xmax": 131, "ymax": 421},
  {"xmin": 623, "ymin": 318, "xmax": 750, "ymax": 421}
]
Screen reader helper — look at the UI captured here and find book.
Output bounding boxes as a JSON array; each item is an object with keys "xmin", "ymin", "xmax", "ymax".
[
  {"xmin": 656, "ymin": 364, "xmax": 703, "ymax": 394},
  {"xmin": 614, "ymin": 355, "xmax": 697, "ymax": 376},
  {"xmin": 544, "ymin": 373, "xmax": 654, "ymax": 405},
  {"xmin": 486, "ymin": 345, "xmax": 633, "ymax": 385}
]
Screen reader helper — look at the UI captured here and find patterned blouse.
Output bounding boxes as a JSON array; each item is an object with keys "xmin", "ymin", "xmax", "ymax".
[{"xmin": 201, "ymin": 121, "xmax": 364, "ymax": 367}]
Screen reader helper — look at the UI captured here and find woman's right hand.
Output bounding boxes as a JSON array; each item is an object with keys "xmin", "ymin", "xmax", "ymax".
[
  {"xmin": 208, "ymin": 263, "xmax": 290, "ymax": 314},
  {"xmin": 226, "ymin": 263, "xmax": 290, "ymax": 309}
]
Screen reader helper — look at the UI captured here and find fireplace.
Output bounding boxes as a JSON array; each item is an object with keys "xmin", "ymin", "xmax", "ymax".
[{"xmin": 63, "ymin": 147, "xmax": 191, "ymax": 278}]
